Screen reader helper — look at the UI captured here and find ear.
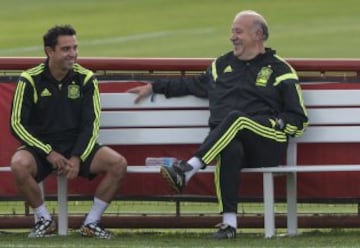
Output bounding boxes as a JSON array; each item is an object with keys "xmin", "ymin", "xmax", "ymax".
[
  {"xmin": 254, "ymin": 28, "xmax": 263, "ymax": 41},
  {"xmin": 45, "ymin": 46, "xmax": 54, "ymax": 57}
]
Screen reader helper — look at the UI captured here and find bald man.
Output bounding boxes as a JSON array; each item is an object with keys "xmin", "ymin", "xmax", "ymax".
[{"xmin": 128, "ymin": 10, "xmax": 308, "ymax": 239}]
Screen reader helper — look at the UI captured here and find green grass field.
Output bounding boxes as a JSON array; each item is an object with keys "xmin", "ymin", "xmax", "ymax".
[
  {"xmin": 1, "ymin": 0, "xmax": 360, "ymax": 58},
  {"xmin": 1, "ymin": 0, "xmax": 360, "ymax": 247},
  {"xmin": 1, "ymin": 229, "xmax": 360, "ymax": 248},
  {"xmin": 1, "ymin": 201, "xmax": 360, "ymax": 247}
]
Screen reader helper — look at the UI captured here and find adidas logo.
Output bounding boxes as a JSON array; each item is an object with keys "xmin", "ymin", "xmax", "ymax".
[
  {"xmin": 40, "ymin": 88, "xmax": 52, "ymax": 97},
  {"xmin": 224, "ymin": 65, "xmax": 232, "ymax": 73}
]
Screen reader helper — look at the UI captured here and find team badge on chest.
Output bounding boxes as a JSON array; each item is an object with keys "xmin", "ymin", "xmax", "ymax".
[
  {"xmin": 256, "ymin": 66, "xmax": 273, "ymax": 87},
  {"xmin": 67, "ymin": 84, "xmax": 80, "ymax": 99}
]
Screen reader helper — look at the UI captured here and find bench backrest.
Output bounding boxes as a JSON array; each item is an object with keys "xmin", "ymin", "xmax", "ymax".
[
  {"xmin": 98, "ymin": 88, "xmax": 360, "ymax": 165},
  {"xmin": 99, "ymin": 93, "xmax": 209, "ymax": 145}
]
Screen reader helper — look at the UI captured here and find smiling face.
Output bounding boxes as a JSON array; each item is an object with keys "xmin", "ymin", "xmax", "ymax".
[
  {"xmin": 46, "ymin": 35, "xmax": 78, "ymax": 73},
  {"xmin": 230, "ymin": 11, "xmax": 266, "ymax": 60}
]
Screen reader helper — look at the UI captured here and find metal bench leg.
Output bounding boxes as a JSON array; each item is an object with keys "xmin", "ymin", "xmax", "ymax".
[
  {"xmin": 57, "ymin": 175, "xmax": 68, "ymax": 235},
  {"xmin": 286, "ymin": 172, "xmax": 297, "ymax": 236},
  {"xmin": 263, "ymin": 172, "xmax": 275, "ymax": 238}
]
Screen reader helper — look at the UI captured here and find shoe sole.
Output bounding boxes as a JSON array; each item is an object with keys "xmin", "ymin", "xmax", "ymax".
[
  {"xmin": 212, "ymin": 235, "xmax": 236, "ymax": 240},
  {"xmin": 28, "ymin": 234, "xmax": 57, "ymax": 238},
  {"xmin": 160, "ymin": 166, "xmax": 181, "ymax": 193},
  {"xmin": 79, "ymin": 226, "xmax": 113, "ymax": 239},
  {"xmin": 28, "ymin": 223, "xmax": 57, "ymax": 238},
  {"xmin": 28, "ymin": 231, "xmax": 57, "ymax": 238}
]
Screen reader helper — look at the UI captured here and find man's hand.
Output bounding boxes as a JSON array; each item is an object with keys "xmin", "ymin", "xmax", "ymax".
[
  {"xmin": 46, "ymin": 152, "xmax": 80, "ymax": 179},
  {"xmin": 127, "ymin": 83, "xmax": 153, "ymax": 103},
  {"xmin": 46, "ymin": 151, "xmax": 69, "ymax": 173},
  {"xmin": 64, "ymin": 156, "xmax": 81, "ymax": 180}
]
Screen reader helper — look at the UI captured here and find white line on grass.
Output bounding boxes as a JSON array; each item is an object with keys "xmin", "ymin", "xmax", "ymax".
[
  {"xmin": 0, "ymin": 245, "xmax": 156, "ymax": 248},
  {"xmin": 1, "ymin": 245, "xmax": 129, "ymax": 248},
  {"xmin": 0, "ymin": 28, "xmax": 215, "ymax": 56}
]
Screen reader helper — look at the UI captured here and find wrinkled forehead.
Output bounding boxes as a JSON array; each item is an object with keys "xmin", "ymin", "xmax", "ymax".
[{"xmin": 56, "ymin": 35, "xmax": 77, "ymax": 46}]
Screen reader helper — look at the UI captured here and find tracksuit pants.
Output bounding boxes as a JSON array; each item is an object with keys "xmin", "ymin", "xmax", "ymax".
[{"xmin": 194, "ymin": 110, "xmax": 288, "ymax": 213}]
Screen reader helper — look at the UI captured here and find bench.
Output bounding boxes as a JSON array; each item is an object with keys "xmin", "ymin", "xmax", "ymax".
[
  {"xmin": 98, "ymin": 87, "xmax": 360, "ymax": 238},
  {"xmin": 4, "ymin": 86, "xmax": 360, "ymax": 238}
]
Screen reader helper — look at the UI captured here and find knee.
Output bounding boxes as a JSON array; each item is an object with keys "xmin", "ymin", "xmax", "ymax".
[
  {"xmin": 108, "ymin": 154, "xmax": 127, "ymax": 178},
  {"xmin": 10, "ymin": 155, "xmax": 34, "ymax": 180},
  {"xmin": 224, "ymin": 110, "xmax": 248, "ymax": 124}
]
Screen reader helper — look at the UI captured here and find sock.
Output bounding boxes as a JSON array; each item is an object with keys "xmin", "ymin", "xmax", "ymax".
[
  {"xmin": 223, "ymin": 212, "xmax": 237, "ymax": 228},
  {"xmin": 84, "ymin": 197, "xmax": 109, "ymax": 226},
  {"xmin": 33, "ymin": 203, "xmax": 51, "ymax": 221},
  {"xmin": 184, "ymin": 157, "xmax": 203, "ymax": 184}
]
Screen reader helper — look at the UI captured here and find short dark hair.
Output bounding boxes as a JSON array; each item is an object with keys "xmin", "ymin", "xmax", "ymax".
[{"xmin": 43, "ymin": 25, "xmax": 76, "ymax": 49}]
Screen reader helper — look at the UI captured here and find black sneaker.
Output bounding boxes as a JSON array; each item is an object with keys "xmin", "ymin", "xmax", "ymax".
[
  {"xmin": 212, "ymin": 223, "xmax": 237, "ymax": 239},
  {"xmin": 80, "ymin": 222, "xmax": 113, "ymax": 239},
  {"xmin": 160, "ymin": 160, "xmax": 193, "ymax": 193},
  {"xmin": 28, "ymin": 217, "xmax": 56, "ymax": 238}
]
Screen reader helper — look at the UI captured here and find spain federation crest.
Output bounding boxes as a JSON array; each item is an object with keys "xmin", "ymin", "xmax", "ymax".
[
  {"xmin": 67, "ymin": 84, "xmax": 80, "ymax": 99},
  {"xmin": 256, "ymin": 66, "xmax": 273, "ymax": 87}
]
